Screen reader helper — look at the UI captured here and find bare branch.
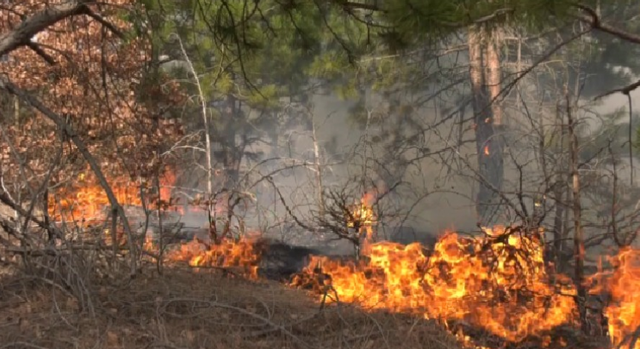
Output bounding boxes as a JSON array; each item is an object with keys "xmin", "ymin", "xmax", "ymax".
[
  {"xmin": 0, "ymin": 0, "xmax": 123, "ymax": 59},
  {"xmin": 575, "ymin": 3, "xmax": 640, "ymax": 45}
]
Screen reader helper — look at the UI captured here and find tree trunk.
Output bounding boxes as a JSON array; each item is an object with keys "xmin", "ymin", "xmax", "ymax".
[
  {"xmin": 566, "ymin": 88, "xmax": 588, "ymax": 333},
  {"xmin": 552, "ymin": 180, "xmax": 567, "ymax": 267},
  {"xmin": 485, "ymin": 32, "xmax": 503, "ymax": 127},
  {"xmin": 553, "ymin": 104, "xmax": 569, "ymax": 271},
  {"xmin": 468, "ymin": 24, "xmax": 504, "ymax": 225}
]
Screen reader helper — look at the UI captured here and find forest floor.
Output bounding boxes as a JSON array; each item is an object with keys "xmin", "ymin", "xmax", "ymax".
[{"xmin": 0, "ymin": 265, "xmax": 460, "ymax": 349}]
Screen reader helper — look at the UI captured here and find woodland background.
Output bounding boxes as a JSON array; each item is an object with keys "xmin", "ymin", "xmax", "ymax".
[{"xmin": 2, "ymin": 1, "xmax": 640, "ymax": 348}]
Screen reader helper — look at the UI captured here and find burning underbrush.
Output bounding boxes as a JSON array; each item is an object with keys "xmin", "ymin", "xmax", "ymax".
[
  {"xmin": 142, "ymin": 223, "xmax": 634, "ymax": 349},
  {"xmin": 290, "ymin": 227, "xmax": 581, "ymax": 348},
  {"xmin": 165, "ymin": 234, "xmax": 264, "ymax": 279},
  {"xmin": 35, "ymin": 175, "xmax": 640, "ymax": 349}
]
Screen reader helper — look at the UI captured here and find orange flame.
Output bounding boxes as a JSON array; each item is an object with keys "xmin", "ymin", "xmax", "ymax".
[
  {"xmin": 291, "ymin": 226, "xmax": 578, "ymax": 342},
  {"xmin": 166, "ymin": 234, "xmax": 263, "ymax": 279},
  {"xmin": 346, "ymin": 191, "xmax": 377, "ymax": 241},
  {"xmin": 484, "ymin": 145, "xmax": 490, "ymax": 156},
  {"xmin": 589, "ymin": 247, "xmax": 640, "ymax": 349},
  {"xmin": 48, "ymin": 168, "xmax": 177, "ymax": 224},
  {"xmin": 49, "ymin": 171, "xmax": 640, "ymax": 348}
]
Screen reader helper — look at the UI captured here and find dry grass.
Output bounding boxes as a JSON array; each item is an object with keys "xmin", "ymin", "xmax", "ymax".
[{"xmin": 0, "ymin": 265, "xmax": 461, "ymax": 349}]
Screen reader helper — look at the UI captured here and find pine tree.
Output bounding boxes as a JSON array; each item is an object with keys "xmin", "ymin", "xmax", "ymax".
[{"xmin": 139, "ymin": 0, "xmax": 365, "ymax": 194}]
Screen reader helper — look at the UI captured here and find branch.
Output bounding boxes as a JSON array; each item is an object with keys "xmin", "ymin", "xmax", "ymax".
[
  {"xmin": 0, "ymin": 0, "xmax": 87, "ymax": 57},
  {"xmin": 0, "ymin": 0, "xmax": 124, "ymax": 59},
  {"xmin": 594, "ymin": 79, "xmax": 640, "ymax": 100},
  {"xmin": 26, "ymin": 42, "xmax": 56, "ymax": 65},
  {"xmin": 83, "ymin": 7, "xmax": 124, "ymax": 39},
  {"xmin": 0, "ymin": 190, "xmax": 62, "ymax": 240},
  {"xmin": 575, "ymin": 3, "xmax": 640, "ymax": 99},
  {"xmin": 575, "ymin": 3, "xmax": 640, "ymax": 45},
  {"xmin": 339, "ymin": 1, "xmax": 384, "ymax": 13}
]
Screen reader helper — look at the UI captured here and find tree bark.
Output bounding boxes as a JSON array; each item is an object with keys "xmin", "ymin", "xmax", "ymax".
[
  {"xmin": 468, "ymin": 24, "xmax": 504, "ymax": 225},
  {"xmin": 485, "ymin": 32, "xmax": 503, "ymax": 127}
]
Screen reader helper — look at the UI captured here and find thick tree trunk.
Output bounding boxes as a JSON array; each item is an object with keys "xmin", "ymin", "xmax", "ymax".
[{"xmin": 468, "ymin": 24, "xmax": 504, "ymax": 225}]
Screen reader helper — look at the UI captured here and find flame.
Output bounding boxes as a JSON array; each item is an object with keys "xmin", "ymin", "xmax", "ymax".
[
  {"xmin": 484, "ymin": 145, "xmax": 490, "ymax": 156},
  {"xmin": 47, "ymin": 171, "xmax": 640, "ymax": 347},
  {"xmin": 48, "ymin": 168, "xmax": 177, "ymax": 224},
  {"xmin": 291, "ymin": 225, "xmax": 578, "ymax": 342},
  {"xmin": 166, "ymin": 234, "xmax": 262, "ymax": 279},
  {"xmin": 589, "ymin": 247, "xmax": 640, "ymax": 349},
  {"xmin": 346, "ymin": 191, "xmax": 378, "ymax": 242}
]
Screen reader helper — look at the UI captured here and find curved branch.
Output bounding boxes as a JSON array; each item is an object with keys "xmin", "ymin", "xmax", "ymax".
[
  {"xmin": 0, "ymin": 0, "xmax": 123, "ymax": 58},
  {"xmin": 575, "ymin": 3, "xmax": 640, "ymax": 45}
]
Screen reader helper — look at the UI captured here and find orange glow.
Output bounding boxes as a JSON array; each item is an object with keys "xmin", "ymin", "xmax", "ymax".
[
  {"xmin": 291, "ymin": 226, "xmax": 578, "ymax": 342},
  {"xmin": 484, "ymin": 145, "xmax": 490, "ymax": 155}
]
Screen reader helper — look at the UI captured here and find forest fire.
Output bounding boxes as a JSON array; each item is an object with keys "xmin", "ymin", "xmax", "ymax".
[
  {"xmin": 165, "ymin": 234, "xmax": 263, "ymax": 280},
  {"xmin": 347, "ymin": 190, "xmax": 377, "ymax": 241},
  {"xmin": 291, "ymin": 226, "xmax": 578, "ymax": 343},
  {"xmin": 47, "ymin": 170, "xmax": 177, "ymax": 224},
  {"xmin": 589, "ymin": 247, "xmax": 640, "ymax": 349},
  {"xmin": 46, "ymin": 180, "xmax": 640, "ymax": 349}
]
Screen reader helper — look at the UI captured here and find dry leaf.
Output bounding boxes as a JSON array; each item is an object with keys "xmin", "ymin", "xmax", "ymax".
[{"xmin": 107, "ymin": 330, "xmax": 119, "ymax": 347}]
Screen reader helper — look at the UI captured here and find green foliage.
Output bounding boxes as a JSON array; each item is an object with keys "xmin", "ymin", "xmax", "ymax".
[
  {"xmin": 133, "ymin": 0, "xmax": 640, "ymax": 160},
  {"xmin": 380, "ymin": 0, "xmax": 574, "ymax": 46}
]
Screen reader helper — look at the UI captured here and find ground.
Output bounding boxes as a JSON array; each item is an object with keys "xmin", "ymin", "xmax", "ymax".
[{"xmin": 0, "ymin": 266, "xmax": 460, "ymax": 349}]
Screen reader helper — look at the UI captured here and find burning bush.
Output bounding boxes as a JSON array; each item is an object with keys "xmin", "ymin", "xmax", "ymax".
[
  {"xmin": 166, "ymin": 234, "xmax": 264, "ymax": 280},
  {"xmin": 589, "ymin": 247, "xmax": 640, "ymax": 349},
  {"xmin": 291, "ymin": 226, "xmax": 579, "ymax": 343}
]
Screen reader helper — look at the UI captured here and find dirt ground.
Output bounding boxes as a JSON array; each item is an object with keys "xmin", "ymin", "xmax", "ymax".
[{"xmin": 0, "ymin": 266, "xmax": 460, "ymax": 349}]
